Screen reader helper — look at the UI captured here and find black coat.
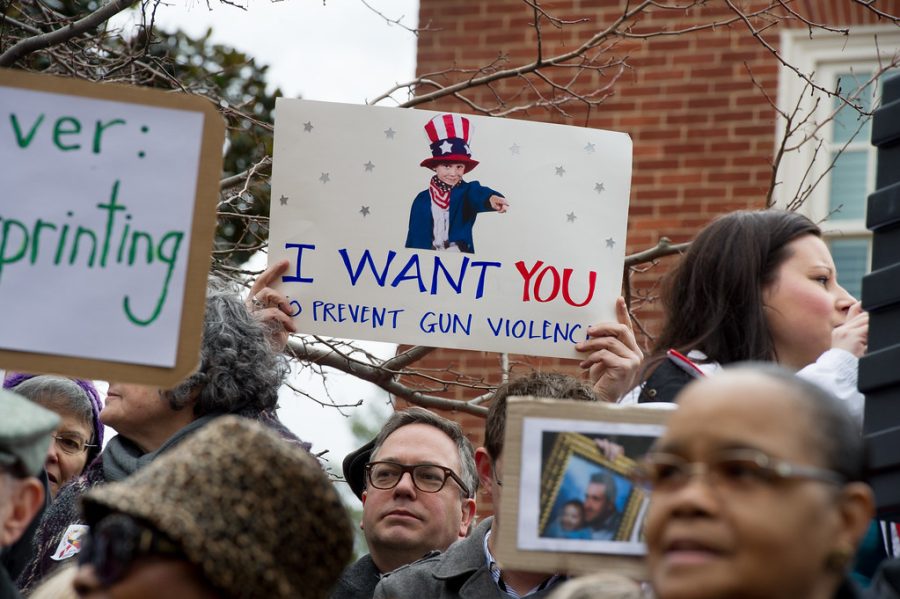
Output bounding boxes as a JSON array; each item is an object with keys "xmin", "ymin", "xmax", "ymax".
[
  {"xmin": 0, "ymin": 566, "xmax": 22, "ymax": 599},
  {"xmin": 865, "ymin": 558, "xmax": 900, "ymax": 598},
  {"xmin": 330, "ymin": 554, "xmax": 381, "ymax": 599}
]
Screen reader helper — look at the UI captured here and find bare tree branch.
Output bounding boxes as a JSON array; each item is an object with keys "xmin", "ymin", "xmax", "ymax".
[
  {"xmin": 0, "ymin": 0, "xmax": 135, "ymax": 67},
  {"xmin": 625, "ymin": 238, "xmax": 690, "ymax": 267}
]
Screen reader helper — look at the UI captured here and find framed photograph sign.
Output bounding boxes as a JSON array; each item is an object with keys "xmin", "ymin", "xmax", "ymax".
[{"xmin": 495, "ymin": 398, "xmax": 673, "ymax": 579}]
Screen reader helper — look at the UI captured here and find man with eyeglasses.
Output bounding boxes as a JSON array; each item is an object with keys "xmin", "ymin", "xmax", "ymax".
[
  {"xmin": 0, "ymin": 389, "xmax": 59, "ymax": 599},
  {"xmin": 331, "ymin": 407, "xmax": 477, "ymax": 599},
  {"xmin": 375, "ymin": 372, "xmax": 597, "ymax": 599}
]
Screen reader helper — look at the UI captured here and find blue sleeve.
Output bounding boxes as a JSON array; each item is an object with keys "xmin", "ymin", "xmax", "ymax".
[{"xmin": 462, "ymin": 180, "xmax": 503, "ymax": 213}]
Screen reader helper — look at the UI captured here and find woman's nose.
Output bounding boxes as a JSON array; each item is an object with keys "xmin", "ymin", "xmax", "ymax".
[{"xmin": 835, "ymin": 286, "xmax": 856, "ymax": 312}]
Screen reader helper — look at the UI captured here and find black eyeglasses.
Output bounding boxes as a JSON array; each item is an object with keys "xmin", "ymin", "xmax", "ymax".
[
  {"xmin": 365, "ymin": 461, "xmax": 471, "ymax": 497},
  {"xmin": 638, "ymin": 448, "xmax": 845, "ymax": 493},
  {"xmin": 78, "ymin": 514, "xmax": 183, "ymax": 587}
]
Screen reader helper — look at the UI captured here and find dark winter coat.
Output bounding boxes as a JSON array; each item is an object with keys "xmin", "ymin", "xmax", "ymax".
[{"xmin": 330, "ymin": 553, "xmax": 382, "ymax": 599}]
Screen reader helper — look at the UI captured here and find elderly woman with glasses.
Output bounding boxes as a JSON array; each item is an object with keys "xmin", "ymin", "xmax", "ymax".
[
  {"xmin": 642, "ymin": 364, "xmax": 875, "ymax": 599},
  {"xmin": 3, "ymin": 375, "xmax": 104, "ymax": 499},
  {"xmin": 17, "ymin": 272, "xmax": 306, "ymax": 593}
]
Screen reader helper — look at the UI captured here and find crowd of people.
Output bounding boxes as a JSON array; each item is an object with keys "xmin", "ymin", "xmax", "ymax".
[{"xmin": 0, "ymin": 208, "xmax": 896, "ymax": 599}]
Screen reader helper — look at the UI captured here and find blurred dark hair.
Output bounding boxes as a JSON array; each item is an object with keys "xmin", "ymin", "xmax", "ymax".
[
  {"xmin": 650, "ymin": 209, "xmax": 820, "ymax": 368},
  {"xmin": 484, "ymin": 372, "xmax": 596, "ymax": 462}
]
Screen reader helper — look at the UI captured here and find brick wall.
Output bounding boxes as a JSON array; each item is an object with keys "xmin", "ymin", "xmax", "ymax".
[{"xmin": 406, "ymin": 0, "xmax": 883, "ymax": 516}]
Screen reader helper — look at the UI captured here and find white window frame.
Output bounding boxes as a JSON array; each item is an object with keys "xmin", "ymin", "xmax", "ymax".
[{"xmin": 774, "ymin": 25, "xmax": 900, "ymax": 239}]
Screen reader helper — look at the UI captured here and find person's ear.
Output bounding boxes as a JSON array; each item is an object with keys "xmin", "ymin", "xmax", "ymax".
[
  {"xmin": 833, "ymin": 482, "xmax": 876, "ymax": 552},
  {"xmin": 458, "ymin": 497, "xmax": 477, "ymax": 538},
  {"xmin": 475, "ymin": 447, "xmax": 493, "ymax": 496},
  {"xmin": 0, "ymin": 477, "xmax": 44, "ymax": 546}
]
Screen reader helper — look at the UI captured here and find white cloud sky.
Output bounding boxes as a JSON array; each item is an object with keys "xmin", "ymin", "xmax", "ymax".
[
  {"xmin": 114, "ymin": 0, "xmax": 419, "ymax": 104},
  {"xmin": 108, "ymin": 0, "xmax": 420, "ymax": 465}
]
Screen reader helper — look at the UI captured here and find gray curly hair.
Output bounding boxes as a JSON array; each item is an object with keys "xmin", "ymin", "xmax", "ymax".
[{"xmin": 163, "ymin": 279, "xmax": 289, "ymax": 417}]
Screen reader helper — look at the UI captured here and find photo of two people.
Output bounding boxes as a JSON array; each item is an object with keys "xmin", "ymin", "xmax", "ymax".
[{"xmin": 539, "ymin": 431, "xmax": 653, "ymax": 544}]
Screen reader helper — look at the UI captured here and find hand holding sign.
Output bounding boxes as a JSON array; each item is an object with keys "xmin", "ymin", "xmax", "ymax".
[
  {"xmin": 246, "ymin": 259, "xmax": 298, "ymax": 352},
  {"xmin": 269, "ymin": 100, "xmax": 632, "ymax": 359},
  {"xmin": 576, "ymin": 297, "xmax": 643, "ymax": 403}
]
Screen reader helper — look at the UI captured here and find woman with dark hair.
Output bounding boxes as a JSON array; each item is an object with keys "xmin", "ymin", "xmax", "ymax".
[
  {"xmin": 614, "ymin": 210, "xmax": 867, "ymax": 416},
  {"xmin": 17, "ymin": 273, "xmax": 306, "ymax": 593}
]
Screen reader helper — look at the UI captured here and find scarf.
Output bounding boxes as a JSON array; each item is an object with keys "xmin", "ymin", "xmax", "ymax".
[
  {"xmin": 102, "ymin": 414, "xmax": 220, "ymax": 482},
  {"xmin": 429, "ymin": 175, "xmax": 459, "ymax": 210}
]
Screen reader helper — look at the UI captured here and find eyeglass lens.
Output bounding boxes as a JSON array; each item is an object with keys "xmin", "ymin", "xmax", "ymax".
[
  {"xmin": 55, "ymin": 435, "xmax": 89, "ymax": 455},
  {"xmin": 368, "ymin": 462, "xmax": 450, "ymax": 493},
  {"xmin": 643, "ymin": 450, "xmax": 833, "ymax": 491}
]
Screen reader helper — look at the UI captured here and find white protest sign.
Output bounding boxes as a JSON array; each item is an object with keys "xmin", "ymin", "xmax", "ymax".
[
  {"xmin": 269, "ymin": 100, "xmax": 631, "ymax": 359},
  {"xmin": 0, "ymin": 70, "xmax": 223, "ymax": 385}
]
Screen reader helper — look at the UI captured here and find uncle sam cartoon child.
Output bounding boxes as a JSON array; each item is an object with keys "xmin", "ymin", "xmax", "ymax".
[{"xmin": 405, "ymin": 114, "xmax": 509, "ymax": 253}]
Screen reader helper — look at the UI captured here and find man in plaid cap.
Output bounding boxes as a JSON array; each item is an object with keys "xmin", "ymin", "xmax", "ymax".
[{"xmin": 0, "ymin": 389, "xmax": 59, "ymax": 599}]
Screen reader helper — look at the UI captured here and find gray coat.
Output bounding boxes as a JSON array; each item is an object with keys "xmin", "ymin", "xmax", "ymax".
[
  {"xmin": 374, "ymin": 518, "xmax": 558, "ymax": 599},
  {"xmin": 330, "ymin": 553, "xmax": 381, "ymax": 599}
]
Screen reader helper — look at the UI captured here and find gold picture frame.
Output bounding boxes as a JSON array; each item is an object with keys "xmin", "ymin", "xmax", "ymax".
[
  {"xmin": 495, "ymin": 397, "xmax": 672, "ymax": 579},
  {"xmin": 539, "ymin": 432, "xmax": 646, "ymax": 542}
]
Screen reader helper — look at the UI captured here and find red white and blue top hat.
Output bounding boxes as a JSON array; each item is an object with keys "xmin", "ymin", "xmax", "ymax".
[{"xmin": 420, "ymin": 113, "xmax": 480, "ymax": 173}]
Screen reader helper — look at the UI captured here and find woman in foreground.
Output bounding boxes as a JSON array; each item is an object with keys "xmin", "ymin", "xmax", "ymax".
[{"xmin": 643, "ymin": 365, "xmax": 876, "ymax": 599}]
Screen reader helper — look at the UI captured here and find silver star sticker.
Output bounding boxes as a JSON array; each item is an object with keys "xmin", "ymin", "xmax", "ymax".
[
  {"xmin": 360, "ymin": 206, "xmax": 370, "ymax": 217},
  {"xmin": 509, "ymin": 143, "xmax": 520, "ymax": 155},
  {"xmin": 584, "ymin": 142, "xmax": 595, "ymax": 153},
  {"xmin": 319, "ymin": 173, "xmax": 330, "ymax": 183},
  {"xmin": 605, "ymin": 237, "xmax": 615, "ymax": 248},
  {"xmin": 303, "ymin": 121, "xmax": 313, "ymax": 132},
  {"xmin": 439, "ymin": 140, "xmax": 453, "ymax": 154},
  {"xmin": 594, "ymin": 182, "xmax": 605, "ymax": 193},
  {"xmin": 279, "ymin": 195, "xmax": 288, "ymax": 206},
  {"xmin": 555, "ymin": 166, "xmax": 566, "ymax": 177},
  {"xmin": 567, "ymin": 212, "xmax": 576, "ymax": 223},
  {"xmin": 384, "ymin": 128, "xmax": 396, "ymax": 139},
  {"xmin": 364, "ymin": 161, "xmax": 375, "ymax": 172}
]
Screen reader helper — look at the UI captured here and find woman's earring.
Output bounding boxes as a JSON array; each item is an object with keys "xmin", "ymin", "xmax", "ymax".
[{"xmin": 824, "ymin": 545, "xmax": 854, "ymax": 573}]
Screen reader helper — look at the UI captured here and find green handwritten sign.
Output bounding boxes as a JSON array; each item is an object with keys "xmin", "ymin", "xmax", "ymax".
[{"xmin": 0, "ymin": 69, "xmax": 223, "ymax": 386}]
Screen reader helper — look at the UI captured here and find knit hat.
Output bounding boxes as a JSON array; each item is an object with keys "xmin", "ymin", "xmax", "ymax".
[
  {"xmin": 81, "ymin": 416, "xmax": 353, "ymax": 599},
  {"xmin": 3, "ymin": 372, "xmax": 104, "ymax": 466},
  {"xmin": 420, "ymin": 113, "xmax": 480, "ymax": 173}
]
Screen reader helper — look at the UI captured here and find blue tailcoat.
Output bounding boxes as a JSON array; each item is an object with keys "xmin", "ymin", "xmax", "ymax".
[{"xmin": 405, "ymin": 180, "xmax": 502, "ymax": 254}]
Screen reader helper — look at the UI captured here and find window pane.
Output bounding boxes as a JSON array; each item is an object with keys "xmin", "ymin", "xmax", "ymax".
[
  {"xmin": 832, "ymin": 71, "xmax": 872, "ymax": 144},
  {"xmin": 828, "ymin": 149, "xmax": 868, "ymax": 220},
  {"xmin": 829, "ymin": 238, "xmax": 869, "ymax": 299}
]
